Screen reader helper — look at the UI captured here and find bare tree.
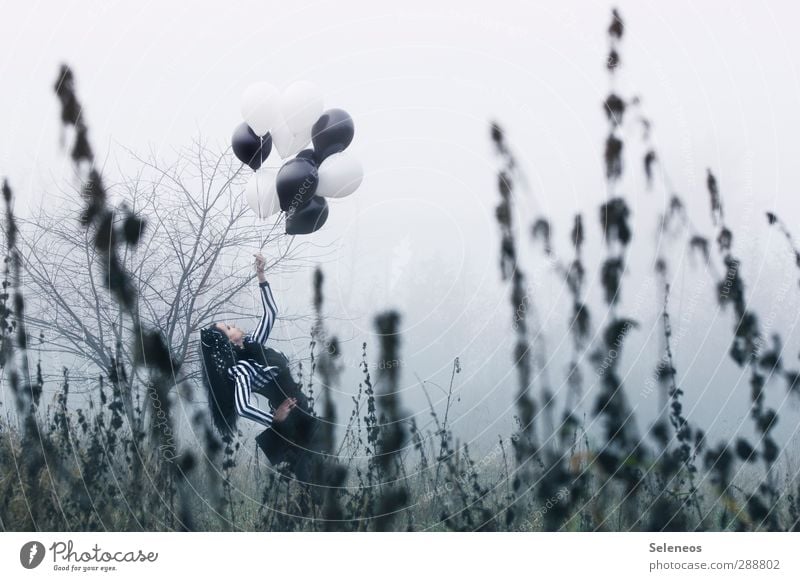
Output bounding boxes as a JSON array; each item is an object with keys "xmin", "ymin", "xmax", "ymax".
[{"xmin": 18, "ymin": 139, "xmax": 315, "ymax": 404}]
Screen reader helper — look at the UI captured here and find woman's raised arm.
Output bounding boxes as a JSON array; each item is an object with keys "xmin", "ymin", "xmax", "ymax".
[
  {"xmin": 251, "ymin": 280, "xmax": 278, "ymax": 344},
  {"xmin": 250, "ymin": 253, "xmax": 278, "ymax": 345}
]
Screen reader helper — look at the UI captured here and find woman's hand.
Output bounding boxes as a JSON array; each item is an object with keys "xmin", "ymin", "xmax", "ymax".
[
  {"xmin": 254, "ymin": 252, "xmax": 267, "ymax": 283},
  {"xmin": 273, "ymin": 397, "xmax": 297, "ymax": 423}
]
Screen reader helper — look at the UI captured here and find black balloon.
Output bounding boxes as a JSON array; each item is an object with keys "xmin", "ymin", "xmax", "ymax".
[
  {"xmin": 276, "ymin": 157, "xmax": 319, "ymax": 212},
  {"xmin": 285, "ymin": 195, "xmax": 329, "ymax": 235},
  {"xmin": 311, "ymin": 108, "xmax": 354, "ymax": 162},
  {"xmin": 232, "ymin": 122, "xmax": 272, "ymax": 170},
  {"xmin": 295, "ymin": 149, "xmax": 318, "ymax": 164}
]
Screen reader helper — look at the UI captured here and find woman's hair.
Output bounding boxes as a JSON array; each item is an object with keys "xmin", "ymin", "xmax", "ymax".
[{"xmin": 199, "ymin": 326, "xmax": 238, "ymax": 436}]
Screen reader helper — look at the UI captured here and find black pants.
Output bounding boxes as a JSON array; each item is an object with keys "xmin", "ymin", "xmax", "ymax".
[{"xmin": 254, "ymin": 395, "xmax": 319, "ymax": 482}]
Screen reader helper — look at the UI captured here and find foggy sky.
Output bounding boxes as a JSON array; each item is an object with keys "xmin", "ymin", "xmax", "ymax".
[{"xmin": 2, "ymin": 0, "xmax": 800, "ymax": 457}]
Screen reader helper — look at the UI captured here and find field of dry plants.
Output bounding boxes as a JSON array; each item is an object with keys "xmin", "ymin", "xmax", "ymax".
[{"xmin": 1, "ymin": 9, "xmax": 799, "ymax": 532}]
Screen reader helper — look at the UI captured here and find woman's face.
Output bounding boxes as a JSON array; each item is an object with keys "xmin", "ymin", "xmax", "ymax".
[{"xmin": 215, "ymin": 322, "xmax": 245, "ymax": 348}]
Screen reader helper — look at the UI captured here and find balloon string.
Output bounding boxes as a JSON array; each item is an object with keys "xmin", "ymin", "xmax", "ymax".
[
  {"xmin": 259, "ymin": 135, "xmax": 265, "ymax": 251},
  {"xmin": 256, "ymin": 135, "xmax": 284, "ymax": 261}
]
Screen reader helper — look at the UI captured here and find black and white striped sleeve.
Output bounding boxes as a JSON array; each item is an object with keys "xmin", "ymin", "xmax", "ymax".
[
  {"xmin": 250, "ymin": 280, "xmax": 278, "ymax": 345},
  {"xmin": 231, "ymin": 363, "xmax": 274, "ymax": 428}
]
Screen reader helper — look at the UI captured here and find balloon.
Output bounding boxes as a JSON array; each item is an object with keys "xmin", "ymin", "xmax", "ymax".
[
  {"xmin": 281, "ymin": 81, "xmax": 323, "ymax": 137},
  {"xmin": 241, "ymin": 82, "xmax": 280, "ymax": 136},
  {"xmin": 245, "ymin": 169, "xmax": 280, "ymax": 220},
  {"xmin": 295, "ymin": 149, "xmax": 317, "ymax": 163},
  {"xmin": 275, "ymin": 158, "xmax": 319, "ymax": 212},
  {"xmin": 316, "ymin": 150, "xmax": 363, "ymax": 199},
  {"xmin": 270, "ymin": 118, "xmax": 312, "ymax": 159},
  {"xmin": 312, "ymin": 108, "xmax": 355, "ymax": 162},
  {"xmin": 285, "ymin": 195, "xmax": 329, "ymax": 235},
  {"xmin": 259, "ymin": 81, "xmax": 323, "ymax": 158},
  {"xmin": 232, "ymin": 123, "xmax": 272, "ymax": 171}
]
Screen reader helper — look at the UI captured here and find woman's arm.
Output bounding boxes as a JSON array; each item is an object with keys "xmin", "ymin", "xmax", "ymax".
[
  {"xmin": 250, "ymin": 280, "xmax": 278, "ymax": 344},
  {"xmin": 250, "ymin": 253, "xmax": 278, "ymax": 345},
  {"xmin": 231, "ymin": 363, "xmax": 274, "ymax": 428}
]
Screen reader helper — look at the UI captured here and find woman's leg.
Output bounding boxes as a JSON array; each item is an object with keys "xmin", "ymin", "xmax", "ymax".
[
  {"xmin": 252, "ymin": 357, "xmax": 320, "ymax": 474},
  {"xmin": 255, "ymin": 427, "xmax": 288, "ymax": 466}
]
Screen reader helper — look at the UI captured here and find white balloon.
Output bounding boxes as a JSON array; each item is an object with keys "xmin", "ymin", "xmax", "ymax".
[
  {"xmin": 245, "ymin": 169, "xmax": 280, "ymax": 219},
  {"xmin": 316, "ymin": 151, "xmax": 364, "ymax": 199},
  {"xmin": 270, "ymin": 117, "xmax": 311, "ymax": 159},
  {"xmin": 240, "ymin": 80, "xmax": 323, "ymax": 155},
  {"xmin": 240, "ymin": 82, "xmax": 280, "ymax": 136},
  {"xmin": 281, "ymin": 81, "xmax": 323, "ymax": 136}
]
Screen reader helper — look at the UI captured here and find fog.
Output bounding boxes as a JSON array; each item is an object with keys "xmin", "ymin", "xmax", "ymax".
[{"xmin": 3, "ymin": 0, "xmax": 800, "ymax": 456}]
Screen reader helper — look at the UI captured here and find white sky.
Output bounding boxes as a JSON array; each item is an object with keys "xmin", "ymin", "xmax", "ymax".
[{"xmin": 3, "ymin": 0, "xmax": 800, "ymax": 454}]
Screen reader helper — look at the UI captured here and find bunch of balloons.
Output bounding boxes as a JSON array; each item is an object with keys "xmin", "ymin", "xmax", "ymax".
[{"xmin": 232, "ymin": 81, "xmax": 363, "ymax": 235}]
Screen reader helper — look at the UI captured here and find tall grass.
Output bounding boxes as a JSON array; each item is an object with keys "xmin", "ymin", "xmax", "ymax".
[{"xmin": 1, "ymin": 9, "xmax": 800, "ymax": 532}]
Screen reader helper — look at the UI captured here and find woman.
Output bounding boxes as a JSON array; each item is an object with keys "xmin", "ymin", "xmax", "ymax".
[{"xmin": 199, "ymin": 253, "xmax": 317, "ymax": 480}]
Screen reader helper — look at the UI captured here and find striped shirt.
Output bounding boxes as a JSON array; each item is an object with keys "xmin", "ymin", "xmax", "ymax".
[{"xmin": 227, "ymin": 280, "xmax": 280, "ymax": 428}]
